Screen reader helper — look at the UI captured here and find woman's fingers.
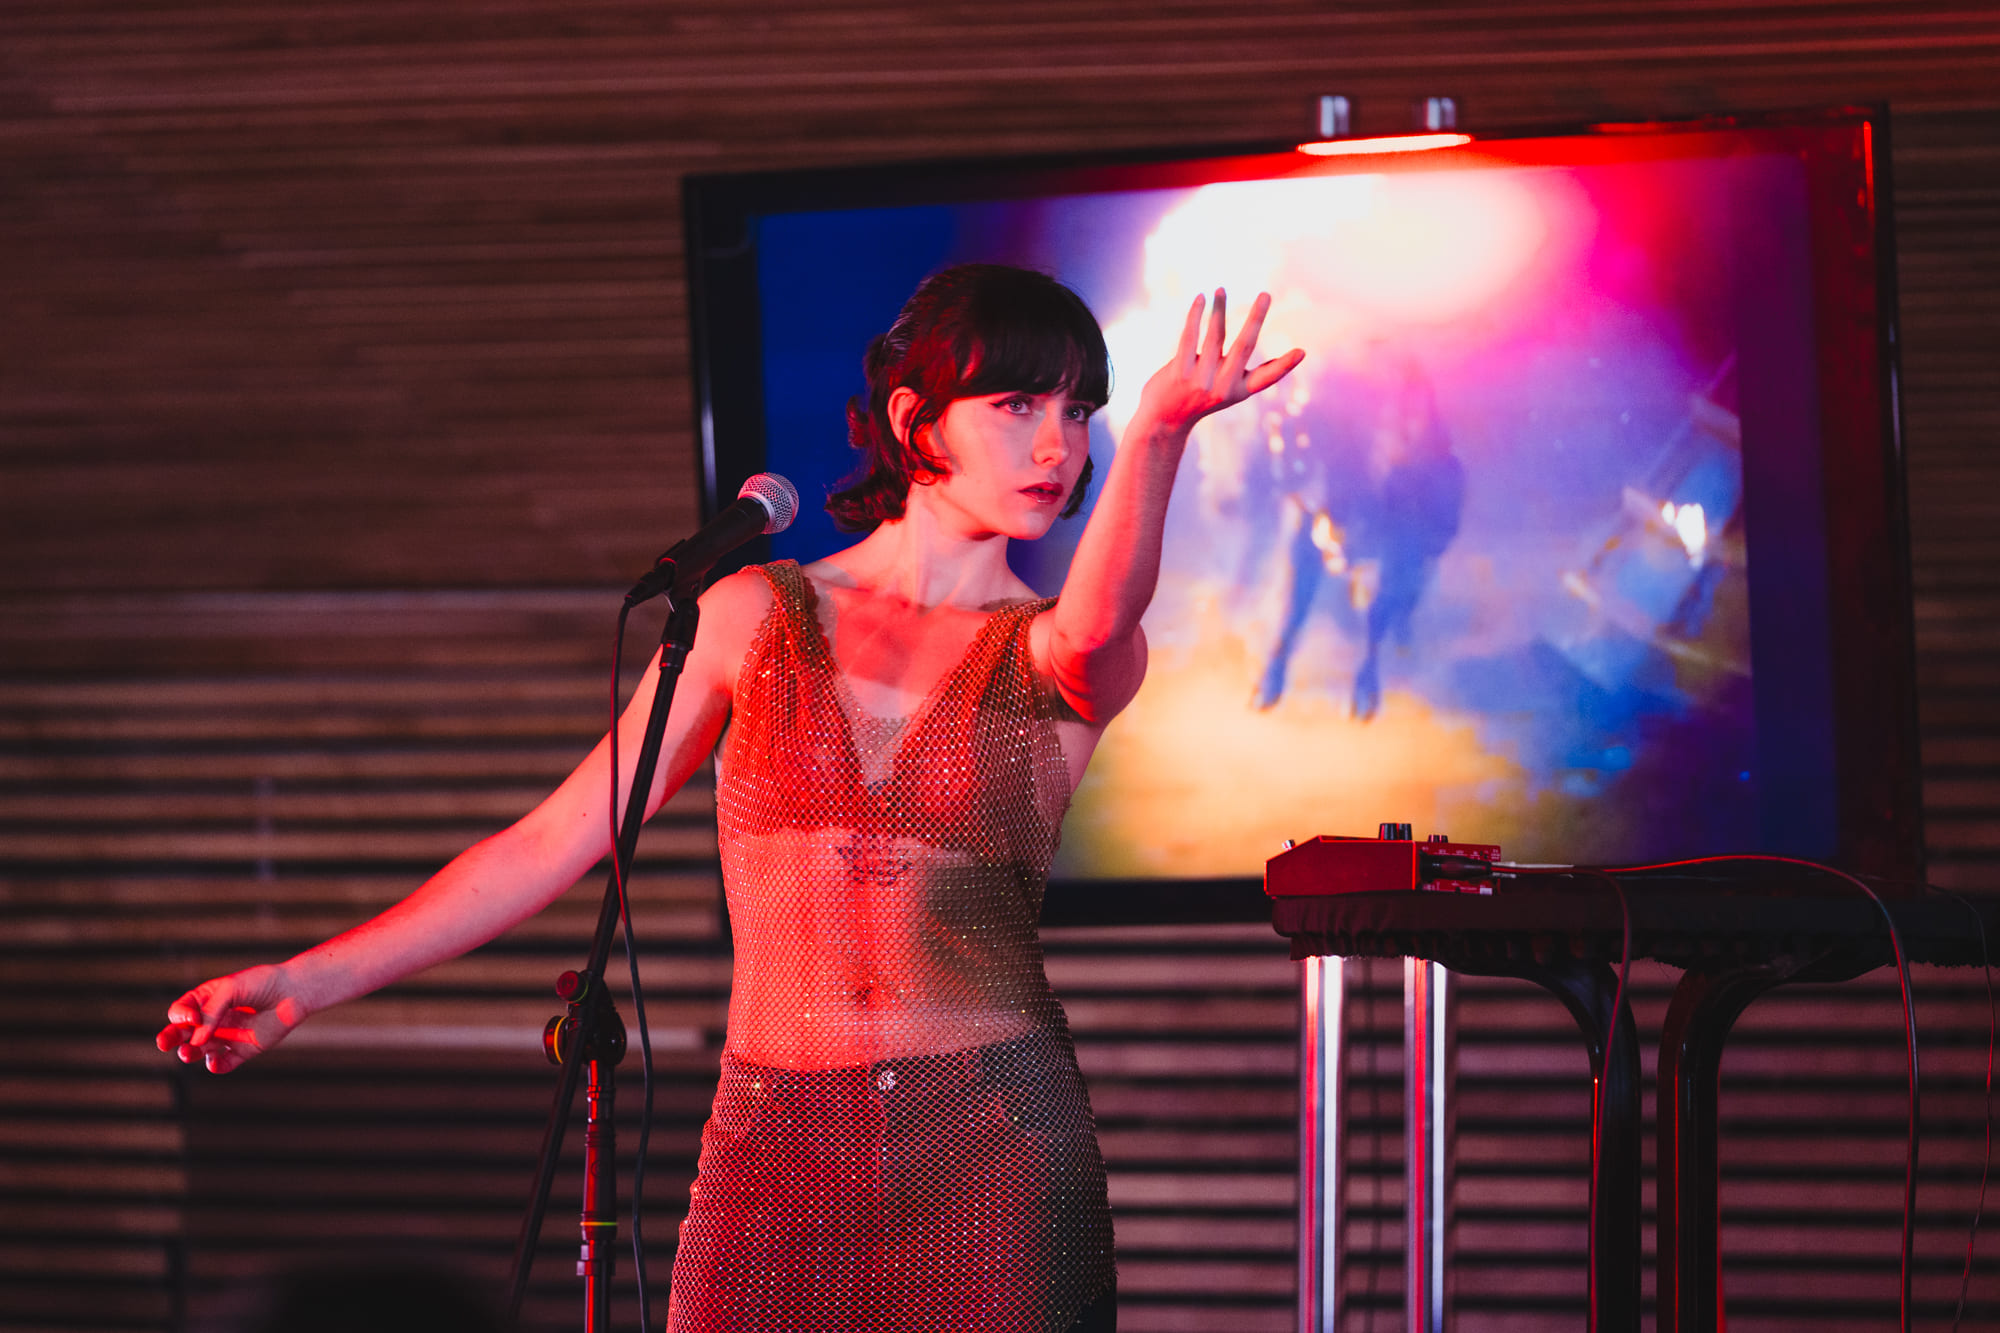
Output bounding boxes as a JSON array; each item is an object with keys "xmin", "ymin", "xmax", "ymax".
[
  {"xmin": 1175, "ymin": 292, "xmax": 1205, "ymax": 377},
  {"xmin": 159, "ymin": 968, "xmax": 299, "ymax": 1073},
  {"xmin": 163, "ymin": 980, "xmax": 228, "ymax": 1048},
  {"xmin": 1145, "ymin": 289, "xmax": 1302, "ymax": 428},
  {"xmin": 193, "ymin": 1026, "xmax": 256, "ymax": 1074},
  {"xmin": 204, "ymin": 1046, "xmax": 252, "ymax": 1075},
  {"xmin": 1243, "ymin": 348, "xmax": 1307, "ymax": 396},
  {"xmin": 1198, "ymin": 290, "xmax": 1279, "ymax": 396},
  {"xmin": 1222, "ymin": 292, "xmax": 1274, "ymax": 382},
  {"xmin": 1200, "ymin": 289, "xmax": 1227, "ymax": 385},
  {"xmin": 160, "ymin": 1006, "xmax": 275, "ymax": 1072},
  {"xmin": 160, "ymin": 1022, "xmax": 244, "ymax": 1071}
]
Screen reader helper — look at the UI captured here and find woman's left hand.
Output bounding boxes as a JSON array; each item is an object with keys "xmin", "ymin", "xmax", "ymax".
[{"xmin": 1134, "ymin": 289, "xmax": 1304, "ymax": 435}]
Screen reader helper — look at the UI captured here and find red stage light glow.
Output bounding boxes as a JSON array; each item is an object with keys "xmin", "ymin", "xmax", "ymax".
[{"xmin": 1294, "ymin": 133, "xmax": 1474, "ymax": 157}]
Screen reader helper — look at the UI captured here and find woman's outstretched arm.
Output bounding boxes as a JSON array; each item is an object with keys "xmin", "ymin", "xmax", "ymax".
[
  {"xmin": 156, "ymin": 569, "xmax": 769, "ymax": 1073},
  {"xmin": 1039, "ymin": 289, "xmax": 1303, "ymax": 722}
]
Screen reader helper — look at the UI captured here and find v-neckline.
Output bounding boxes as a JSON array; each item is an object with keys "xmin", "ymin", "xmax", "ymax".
[{"xmin": 794, "ymin": 567, "xmax": 1028, "ymax": 789}]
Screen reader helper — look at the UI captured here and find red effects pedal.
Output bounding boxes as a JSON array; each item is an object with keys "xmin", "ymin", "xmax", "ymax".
[{"xmin": 1264, "ymin": 826, "xmax": 1501, "ymax": 897}]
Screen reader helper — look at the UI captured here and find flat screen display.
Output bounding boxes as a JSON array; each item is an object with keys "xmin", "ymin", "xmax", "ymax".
[{"xmin": 686, "ymin": 111, "xmax": 1919, "ymax": 881}]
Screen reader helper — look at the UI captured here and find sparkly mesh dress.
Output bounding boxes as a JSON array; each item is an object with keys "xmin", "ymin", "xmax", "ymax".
[{"xmin": 665, "ymin": 561, "xmax": 1116, "ymax": 1333}]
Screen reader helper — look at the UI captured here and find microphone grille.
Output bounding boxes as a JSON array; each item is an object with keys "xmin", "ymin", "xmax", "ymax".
[{"xmin": 738, "ymin": 472, "xmax": 800, "ymax": 534}]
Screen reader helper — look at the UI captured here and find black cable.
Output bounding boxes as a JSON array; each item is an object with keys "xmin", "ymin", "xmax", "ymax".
[
  {"xmin": 1580, "ymin": 866, "xmax": 1631, "ymax": 1333},
  {"xmin": 1934, "ymin": 886, "xmax": 1995, "ymax": 1333},
  {"xmin": 1606, "ymin": 854, "xmax": 1919, "ymax": 1333},
  {"xmin": 607, "ymin": 603, "xmax": 658, "ymax": 1333}
]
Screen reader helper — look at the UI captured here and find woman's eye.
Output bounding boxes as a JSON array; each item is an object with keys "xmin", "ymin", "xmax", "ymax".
[
  {"xmin": 998, "ymin": 397, "xmax": 1032, "ymax": 414},
  {"xmin": 1065, "ymin": 405, "xmax": 1095, "ymax": 422}
]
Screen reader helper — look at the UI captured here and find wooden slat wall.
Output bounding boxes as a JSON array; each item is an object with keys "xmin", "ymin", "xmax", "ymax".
[{"xmin": 2, "ymin": 3, "xmax": 1996, "ymax": 1330}]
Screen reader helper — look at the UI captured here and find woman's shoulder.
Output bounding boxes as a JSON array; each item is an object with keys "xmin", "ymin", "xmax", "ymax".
[
  {"xmin": 690, "ymin": 564, "xmax": 785, "ymax": 650},
  {"xmin": 681, "ymin": 565, "xmax": 792, "ymax": 699},
  {"xmin": 699, "ymin": 563, "xmax": 787, "ymax": 625}
]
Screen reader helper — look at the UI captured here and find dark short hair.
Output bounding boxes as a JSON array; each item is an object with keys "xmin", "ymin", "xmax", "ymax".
[{"xmin": 826, "ymin": 264, "xmax": 1110, "ymax": 533}]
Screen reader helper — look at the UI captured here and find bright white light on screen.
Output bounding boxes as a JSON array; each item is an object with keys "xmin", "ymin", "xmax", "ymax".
[
  {"xmin": 1661, "ymin": 501, "xmax": 1708, "ymax": 566},
  {"xmin": 1309, "ymin": 512, "xmax": 1349, "ymax": 574},
  {"xmin": 1099, "ymin": 171, "xmax": 1548, "ymax": 445}
]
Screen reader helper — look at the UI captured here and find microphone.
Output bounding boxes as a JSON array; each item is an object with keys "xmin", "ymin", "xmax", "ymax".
[{"xmin": 625, "ymin": 472, "xmax": 799, "ymax": 606}]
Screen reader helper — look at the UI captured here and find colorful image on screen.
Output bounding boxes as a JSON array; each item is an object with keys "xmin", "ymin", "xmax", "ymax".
[{"xmin": 754, "ymin": 146, "xmax": 1833, "ymax": 873}]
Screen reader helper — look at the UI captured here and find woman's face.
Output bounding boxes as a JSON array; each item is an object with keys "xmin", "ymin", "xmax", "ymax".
[{"xmin": 896, "ymin": 387, "xmax": 1093, "ymax": 541}]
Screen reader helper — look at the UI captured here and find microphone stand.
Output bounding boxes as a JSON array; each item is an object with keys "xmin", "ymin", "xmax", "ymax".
[{"xmin": 507, "ymin": 588, "xmax": 701, "ymax": 1330}]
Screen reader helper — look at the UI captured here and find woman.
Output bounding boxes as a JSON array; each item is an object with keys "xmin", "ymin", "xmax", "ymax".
[{"xmin": 159, "ymin": 264, "xmax": 1302, "ymax": 1332}]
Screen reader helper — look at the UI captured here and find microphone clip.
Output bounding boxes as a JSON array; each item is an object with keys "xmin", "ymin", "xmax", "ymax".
[{"xmin": 623, "ymin": 553, "xmax": 682, "ymax": 609}]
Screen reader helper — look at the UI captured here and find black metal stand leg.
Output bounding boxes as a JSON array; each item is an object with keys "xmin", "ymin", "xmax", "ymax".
[
  {"xmin": 1442, "ymin": 957, "xmax": 1634, "ymax": 1330},
  {"xmin": 1655, "ymin": 952, "xmax": 1867, "ymax": 1333},
  {"xmin": 1552, "ymin": 960, "xmax": 1641, "ymax": 1333},
  {"xmin": 1459, "ymin": 958, "xmax": 1638, "ymax": 1333},
  {"xmin": 1656, "ymin": 965, "xmax": 1780, "ymax": 1333}
]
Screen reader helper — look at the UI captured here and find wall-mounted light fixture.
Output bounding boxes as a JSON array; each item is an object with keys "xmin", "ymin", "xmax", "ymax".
[
  {"xmin": 1297, "ymin": 92, "xmax": 1472, "ymax": 157},
  {"xmin": 1415, "ymin": 96, "xmax": 1458, "ymax": 131},
  {"xmin": 1316, "ymin": 94, "xmax": 1353, "ymax": 140}
]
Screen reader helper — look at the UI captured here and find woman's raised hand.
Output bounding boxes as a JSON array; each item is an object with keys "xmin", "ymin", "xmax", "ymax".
[
  {"xmin": 157, "ymin": 965, "xmax": 309, "ymax": 1074},
  {"xmin": 1136, "ymin": 289, "xmax": 1304, "ymax": 435}
]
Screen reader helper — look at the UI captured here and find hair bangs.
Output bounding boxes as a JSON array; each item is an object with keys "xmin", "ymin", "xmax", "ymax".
[{"xmin": 954, "ymin": 285, "xmax": 1111, "ymax": 408}]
